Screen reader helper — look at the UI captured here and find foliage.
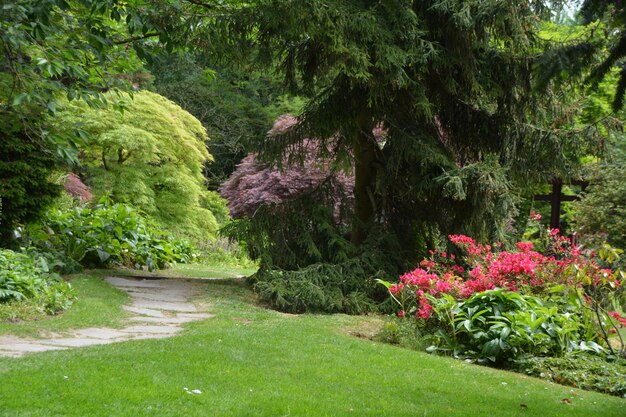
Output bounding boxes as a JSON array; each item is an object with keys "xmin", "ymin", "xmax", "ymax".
[
  {"xmin": 220, "ymin": 116, "xmax": 354, "ymax": 220},
  {"xmin": 2, "ymin": 276, "xmax": 626, "ymax": 416},
  {"xmin": 0, "ymin": 119, "xmax": 61, "ymax": 242},
  {"xmin": 380, "ymin": 226, "xmax": 626, "ymax": 361},
  {"xmin": 426, "ymin": 289, "xmax": 602, "ymax": 363},
  {"xmin": 204, "ymin": 0, "xmax": 598, "ymax": 255},
  {"xmin": 250, "ymin": 258, "xmax": 386, "ymax": 315},
  {"xmin": 220, "ymin": 117, "xmax": 401, "ymax": 313},
  {"xmin": 0, "ymin": 0, "xmax": 169, "ymax": 241},
  {"xmin": 513, "ymin": 354, "xmax": 626, "ymax": 398},
  {"xmin": 22, "ymin": 199, "xmax": 193, "ymax": 272},
  {"xmin": 150, "ymin": 53, "xmax": 304, "ymax": 188},
  {"xmin": 0, "ymin": 248, "xmax": 74, "ymax": 314},
  {"xmin": 51, "ymin": 90, "xmax": 229, "ymax": 242},
  {"xmin": 0, "ymin": 272, "xmax": 130, "ymax": 336},
  {"xmin": 573, "ymin": 143, "xmax": 626, "ymax": 253}
]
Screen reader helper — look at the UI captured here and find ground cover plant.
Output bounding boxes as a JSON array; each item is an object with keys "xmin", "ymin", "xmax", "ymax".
[
  {"xmin": 0, "ymin": 273, "xmax": 624, "ymax": 416},
  {"xmin": 0, "ymin": 272, "xmax": 129, "ymax": 337},
  {"xmin": 22, "ymin": 198, "xmax": 194, "ymax": 272},
  {"xmin": 0, "ymin": 248, "xmax": 74, "ymax": 319}
]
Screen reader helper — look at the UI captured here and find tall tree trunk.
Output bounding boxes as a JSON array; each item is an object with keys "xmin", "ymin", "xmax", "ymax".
[{"xmin": 351, "ymin": 118, "xmax": 379, "ymax": 246}]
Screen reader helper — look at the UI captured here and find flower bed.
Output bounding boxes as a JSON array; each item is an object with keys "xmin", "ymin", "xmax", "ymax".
[{"xmin": 380, "ymin": 227, "xmax": 626, "ymax": 364}]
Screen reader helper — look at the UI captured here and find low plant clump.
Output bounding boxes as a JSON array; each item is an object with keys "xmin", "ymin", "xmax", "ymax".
[
  {"xmin": 0, "ymin": 248, "xmax": 75, "ymax": 318},
  {"xmin": 21, "ymin": 198, "xmax": 195, "ymax": 272}
]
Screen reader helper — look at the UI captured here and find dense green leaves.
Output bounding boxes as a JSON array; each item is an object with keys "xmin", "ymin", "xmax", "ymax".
[
  {"xmin": 51, "ymin": 90, "xmax": 229, "ymax": 242},
  {"xmin": 429, "ymin": 289, "xmax": 602, "ymax": 363},
  {"xmin": 24, "ymin": 199, "xmax": 194, "ymax": 271},
  {"xmin": 0, "ymin": 0, "xmax": 165, "ymax": 241},
  {"xmin": 0, "ymin": 248, "xmax": 74, "ymax": 313}
]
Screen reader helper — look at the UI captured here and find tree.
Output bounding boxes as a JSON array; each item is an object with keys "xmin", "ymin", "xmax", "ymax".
[
  {"xmin": 149, "ymin": 52, "xmax": 304, "ymax": 189},
  {"xmin": 0, "ymin": 0, "xmax": 164, "ymax": 243},
  {"xmin": 206, "ymin": 0, "xmax": 588, "ymax": 251},
  {"xmin": 536, "ymin": 1, "xmax": 626, "ymax": 111},
  {"xmin": 51, "ymin": 91, "xmax": 229, "ymax": 242}
]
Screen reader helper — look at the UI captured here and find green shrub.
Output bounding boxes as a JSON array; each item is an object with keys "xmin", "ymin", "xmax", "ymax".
[
  {"xmin": 428, "ymin": 289, "xmax": 602, "ymax": 364},
  {"xmin": 0, "ymin": 115, "xmax": 61, "ymax": 244},
  {"xmin": 24, "ymin": 199, "xmax": 194, "ymax": 271},
  {"xmin": 513, "ymin": 355, "xmax": 626, "ymax": 398},
  {"xmin": 250, "ymin": 255, "xmax": 393, "ymax": 314},
  {"xmin": 0, "ymin": 249, "xmax": 75, "ymax": 314}
]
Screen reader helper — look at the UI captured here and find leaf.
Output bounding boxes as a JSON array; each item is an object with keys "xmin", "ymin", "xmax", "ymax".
[
  {"xmin": 375, "ymin": 279, "xmax": 392, "ymax": 289},
  {"xmin": 96, "ymin": 248, "xmax": 110, "ymax": 262},
  {"xmin": 12, "ymin": 93, "xmax": 29, "ymax": 106},
  {"xmin": 482, "ymin": 339, "xmax": 501, "ymax": 358}
]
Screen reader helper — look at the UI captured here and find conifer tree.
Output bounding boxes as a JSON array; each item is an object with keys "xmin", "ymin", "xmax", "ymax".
[{"xmin": 206, "ymin": 0, "xmax": 585, "ymax": 252}]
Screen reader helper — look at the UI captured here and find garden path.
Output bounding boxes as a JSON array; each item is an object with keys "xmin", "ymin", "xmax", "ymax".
[{"xmin": 0, "ymin": 277, "xmax": 213, "ymax": 357}]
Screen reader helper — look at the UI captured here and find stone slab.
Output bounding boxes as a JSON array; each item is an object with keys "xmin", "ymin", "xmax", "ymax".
[
  {"xmin": 73, "ymin": 328, "xmax": 129, "ymax": 340},
  {"xmin": 39, "ymin": 338, "xmax": 114, "ymax": 347},
  {"xmin": 129, "ymin": 316, "xmax": 200, "ymax": 324},
  {"xmin": 0, "ymin": 343, "xmax": 67, "ymax": 353},
  {"xmin": 123, "ymin": 305, "xmax": 165, "ymax": 317},
  {"xmin": 120, "ymin": 325, "xmax": 182, "ymax": 335},
  {"xmin": 132, "ymin": 299, "xmax": 197, "ymax": 312},
  {"xmin": 126, "ymin": 291, "xmax": 188, "ymax": 303}
]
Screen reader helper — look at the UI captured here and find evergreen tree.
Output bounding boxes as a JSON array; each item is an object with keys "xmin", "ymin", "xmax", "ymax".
[
  {"xmin": 206, "ymin": 0, "xmax": 588, "ymax": 252},
  {"xmin": 537, "ymin": 1, "xmax": 626, "ymax": 111},
  {"xmin": 149, "ymin": 53, "xmax": 303, "ymax": 189}
]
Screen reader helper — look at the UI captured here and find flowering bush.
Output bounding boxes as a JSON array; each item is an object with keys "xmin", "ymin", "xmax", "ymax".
[
  {"xmin": 380, "ymin": 225, "xmax": 626, "ymax": 361},
  {"xmin": 386, "ymin": 232, "xmax": 621, "ymax": 320}
]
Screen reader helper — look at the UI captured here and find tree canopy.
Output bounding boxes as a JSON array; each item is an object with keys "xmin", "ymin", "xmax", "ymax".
[
  {"xmin": 0, "ymin": 0, "xmax": 170, "ymax": 243},
  {"xmin": 52, "ymin": 91, "xmax": 228, "ymax": 241},
  {"xmin": 210, "ymin": 0, "xmax": 595, "ymax": 255}
]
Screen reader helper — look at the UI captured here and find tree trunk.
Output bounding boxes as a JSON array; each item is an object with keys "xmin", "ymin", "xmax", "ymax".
[{"xmin": 351, "ymin": 119, "xmax": 379, "ymax": 246}]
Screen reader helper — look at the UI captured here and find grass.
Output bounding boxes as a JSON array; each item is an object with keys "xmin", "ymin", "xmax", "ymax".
[
  {"xmin": 0, "ymin": 274, "xmax": 624, "ymax": 416},
  {"xmin": 106, "ymin": 262, "xmax": 258, "ymax": 280},
  {"xmin": 0, "ymin": 272, "xmax": 130, "ymax": 338}
]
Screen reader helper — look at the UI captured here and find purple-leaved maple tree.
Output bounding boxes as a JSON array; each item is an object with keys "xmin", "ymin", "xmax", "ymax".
[{"xmin": 220, "ymin": 115, "xmax": 358, "ymax": 221}]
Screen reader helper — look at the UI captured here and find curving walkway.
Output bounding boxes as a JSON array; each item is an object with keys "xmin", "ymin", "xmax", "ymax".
[{"xmin": 0, "ymin": 277, "xmax": 213, "ymax": 358}]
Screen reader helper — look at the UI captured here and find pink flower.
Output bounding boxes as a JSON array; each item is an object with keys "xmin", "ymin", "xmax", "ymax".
[
  {"xmin": 436, "ymin": 280, "xmax": 452, "ymax": 293},
  {"xmin": 515, "ymin": 241, "xmax": 534, "ymax": 252},
  {"xmin": 530, "ymin": 210, "xmax": 542, "ymax": 221},
  {"xmin": 397, "ymin": 310, "xmax": 406, "ymax": 318}
]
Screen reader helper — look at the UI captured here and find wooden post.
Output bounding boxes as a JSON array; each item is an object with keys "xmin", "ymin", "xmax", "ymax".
[
  {"xmin": 549, "ymin": 180, "xmax": 562, "ymax": 230},
  {"xmin": 533, "ymin": 179, "xmax": 588, "ymax": 232}
]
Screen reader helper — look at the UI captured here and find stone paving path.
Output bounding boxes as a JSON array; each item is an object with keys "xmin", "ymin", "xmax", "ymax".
[{"xmin": 0, "ymin": 277, "xmax": 213, "ymax": 358}]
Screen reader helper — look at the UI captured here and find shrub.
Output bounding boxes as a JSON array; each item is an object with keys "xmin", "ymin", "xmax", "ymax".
[
  {"xmin": 0, "ymin": 116, "xmax": 61, "ymax": 244},
  {"xmin": 251, "ymin": 262, "xmax": 379, "ymax": 315},
  {"xmin": 23, "ymin": 199, "xmax": 194, "ymax": 272},
  {"xmin": 0, "ymin": 249, "xmax": 75, "ymax": 314},
  {"xmin": 380, "ymin": 228, "xmax": 626, "ymax": 361},
  {"xmin": 427, "ymin": 289, "xmax": 601, "ymax": 363},
  {"xmin": 572, "ymin": 142, "xmax": 626, "ymax": 252}
]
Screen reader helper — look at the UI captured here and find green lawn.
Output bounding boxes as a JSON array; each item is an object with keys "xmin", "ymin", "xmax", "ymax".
[
  {"xmin": 0, "ymin": 273, "xmax": 130, "ymax": 338},
  {"xmin": 106, "ymin": 262, "xmax": 258, "ymax": 280},
  {"xmin": 0, "ymin": 274, "xmax": 624, "ymax": 416}
]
